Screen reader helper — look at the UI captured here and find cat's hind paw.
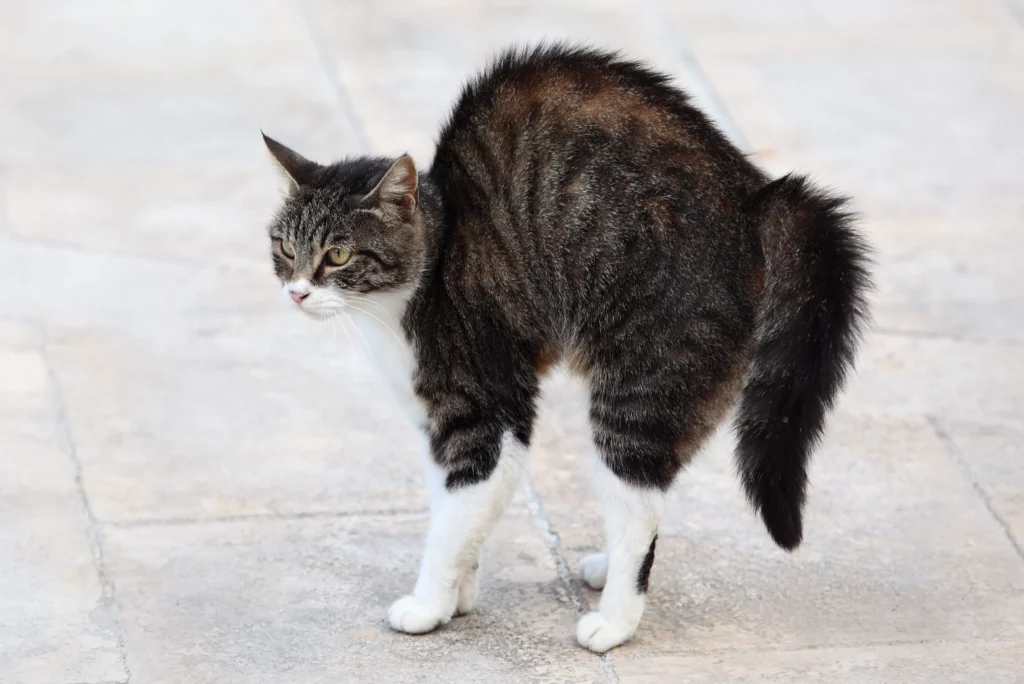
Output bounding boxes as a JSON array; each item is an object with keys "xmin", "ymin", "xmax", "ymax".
[
  {"xmin": 579, "ymin": 553, "xmax": 608, "ymax": 590},
  {"xmin": 576, "ymin": 611, "xmax": 635, "ymax": 653},
  {"xmin": 388, "ymin": 595, "xmax": 450, "ymax": 634},
  {"xmin": 455, "ymin": 564, "xmax": 479, "ymax": 616}
]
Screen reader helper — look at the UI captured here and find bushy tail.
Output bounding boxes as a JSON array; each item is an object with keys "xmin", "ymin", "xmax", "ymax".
[{"xmin": 736, "ymin": 175, "xmax": 871, "ymax": 551}]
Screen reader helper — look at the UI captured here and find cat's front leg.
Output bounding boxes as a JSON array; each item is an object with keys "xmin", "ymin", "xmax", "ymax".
[
  {"xmin": 410, "ymin": 443, "xmax": 482, "ymax": 619},
  {"xmin": 388, "ymin": 431, "xmax": 526, "ymax": 634}
]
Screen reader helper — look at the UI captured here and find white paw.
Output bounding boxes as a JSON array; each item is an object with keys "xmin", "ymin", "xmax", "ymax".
[
  {"xmin": 576, "ymin": 612, "xmax": 636, "ymax": 653},
  {"xmin": 388, "ymin": 595, "xmax": 450, "ymax": 634},
  {"xmin": 456, "ymin": 564, "xmax": 479, "ymax": 616},
  {"xmin": 579, "ymin": 553, "xmax": 608, "ymax": 590}
]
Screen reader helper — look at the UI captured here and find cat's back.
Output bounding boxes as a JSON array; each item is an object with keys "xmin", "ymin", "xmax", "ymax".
[
  {"xmin": 422, "ymin": 45, "xmax": 765, "ymax": 338},
  {"xmin": 430, "ymin": 44, "xmax": 754, "ymax": 188}
]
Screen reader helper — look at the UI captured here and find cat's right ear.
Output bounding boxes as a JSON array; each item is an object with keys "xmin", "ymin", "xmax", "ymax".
[
  {"xmin": 262, "ymin": 132, "xmax": 322, "ymax": 190},
  {"xmin": 362, "ymin": 154, "xmax": 419, "ymax": 223}
]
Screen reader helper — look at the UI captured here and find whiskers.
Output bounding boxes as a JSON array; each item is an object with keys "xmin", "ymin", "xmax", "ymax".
[
  {"xmin": 306, "ymin": 290, "xmax": 409, "ymax": 355},
  {"xmin": 345, "ymin": 293, "xmax": 395, "ymax": 324},
  {"xmin": 315, "ymin": 305, "xmax": 385, "ymax": 362},
  {"xmin": 322, "ymin": 309, "xmax": 355, "ymax": 351},
  {"xmin": 344, "ymin": 298, "xmax": 406, "ymax": 348}
]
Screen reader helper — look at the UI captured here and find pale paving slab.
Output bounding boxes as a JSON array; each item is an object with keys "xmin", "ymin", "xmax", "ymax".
[
  {"xmin": 691, "ymin": 48, "xmax": 1024, "ymax": 229},
  {"xmin": 302, "ymin": 0, "xmax": 746, "ymax": 161},
  {"xmin": 44, "ymin": 321, "xmax": 426, "ymax": 523},
  {"xmin": 867, "ymin": 217, "xmax": 1024, "ymax": 342},
  {"xmin": 529, "ymin": 371, "xmax": 1024, "ymax": 656},
  {"xmin": 0, "ymin": 0, "xmax": 358, "ymax": 167},
  {"xmin": 934, "ymin": 418, "xmax": 1024, "ymax": 555},
  {"xmin": 613, "ymin": 639, "xmax": 1024, "ymax": 684},
  {"xmin": 101, "ymin": 505, "xmax": 607, "ymax": 684},
  {"xmin": 652, "ymin": 0, "xmax": 1024, "ymax": 57},
  {"xmin": 0, "ymin": 236, "xmax": 274, "ymax": 331},
  {"xmin": 846, "ymin": 332, "xmax": 1024, "ymax": 426},
  {"xmin": 0, "ymin": 322, "xmax": 126, "ymax": 683},
  {"xmin": 3, "ymin": 166, "xmax": 284, "ymax": 268}
]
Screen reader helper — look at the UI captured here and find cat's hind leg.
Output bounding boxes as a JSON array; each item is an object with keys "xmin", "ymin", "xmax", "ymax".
[
  {"xmin": 575, "ymin": 308, "xmax": 749, "ymax": 651},
  {"xmin": 576, "ymin": 458, "xmax": 664, "ymax": 653},
  {"xmin": 579, "ymin": 552, "xmax": 609, "ymax": 590}
]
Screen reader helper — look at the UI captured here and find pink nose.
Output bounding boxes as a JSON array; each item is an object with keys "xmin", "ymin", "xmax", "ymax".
[{"xmin": 289, "ymin": 290, "xmax": 308, "ymax": 304}]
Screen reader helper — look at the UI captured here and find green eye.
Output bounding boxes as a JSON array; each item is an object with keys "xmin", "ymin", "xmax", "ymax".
[
  {"xmin": 325, "ymin": 247, "xmax": 351, "ymax": 267},
  {"xmin": 280, "ymin": 239, "xmax": 295, "ymax": 258}
]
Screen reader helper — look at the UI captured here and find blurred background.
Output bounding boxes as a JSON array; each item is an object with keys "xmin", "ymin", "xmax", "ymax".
[{"xmin": 1, "ymin": 1, "xmax": 1023, "ymax": 682}]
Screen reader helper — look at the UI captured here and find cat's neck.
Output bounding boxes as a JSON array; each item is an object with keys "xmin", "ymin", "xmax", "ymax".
[{"xmin": 412, "ymin": 172, "xmax": 447, "ymax": 287}]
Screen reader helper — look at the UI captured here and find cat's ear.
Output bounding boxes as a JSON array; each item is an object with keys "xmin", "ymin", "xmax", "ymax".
[
  {"xmin": 363, "ymin": 154, "xmax": 418, "ymax": 223},
  {"xmin": 262, "ymin": 132, "xmax": 322, "ymax": 189}
]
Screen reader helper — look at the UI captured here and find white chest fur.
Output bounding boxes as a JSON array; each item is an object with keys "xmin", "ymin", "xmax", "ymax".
[{"xmin": 347, "ymin": 289, "xmax": 426, "ymax": 428}]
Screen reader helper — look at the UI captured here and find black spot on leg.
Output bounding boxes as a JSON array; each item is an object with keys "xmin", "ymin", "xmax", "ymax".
[{"xmin": 636, "ymin": 535, "xmax": 657, "ymax": 594}]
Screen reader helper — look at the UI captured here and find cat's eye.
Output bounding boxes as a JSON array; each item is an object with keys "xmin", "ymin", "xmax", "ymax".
[
  {"xmin": 325, "ymin": 247, "xmax": 351, "ymax": 267},
  {"xmin": 279, "ymin": 240, "xmax": 296, "ymax": 259}
]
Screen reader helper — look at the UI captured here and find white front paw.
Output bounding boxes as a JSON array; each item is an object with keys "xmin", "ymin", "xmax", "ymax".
[
  {"xmin": 576, "ymin": 612, "xmax": 636, "ymax": 653},
  {"xmin": 388, "ymin": 595, "xmax": 450, "ymax": 634},
  {"xmin": 579, "ymin": 553, "xmax": 608, "ymax": 590}
]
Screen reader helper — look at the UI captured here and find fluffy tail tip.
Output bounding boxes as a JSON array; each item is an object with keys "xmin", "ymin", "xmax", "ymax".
[{"xmin": 759, "ymin": 488, "xmax": 803, "ymax": 551}]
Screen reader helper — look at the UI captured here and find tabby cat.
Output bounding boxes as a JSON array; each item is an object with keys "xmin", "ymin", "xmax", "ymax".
[{"xmin": 261, "ymin": 45, "xmax": 870, "ymax": 653}]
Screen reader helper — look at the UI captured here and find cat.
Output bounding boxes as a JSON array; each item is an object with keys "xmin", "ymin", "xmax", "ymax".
[{"xmin": 261, "ymin": 44, "xmax": 871, "ymax": 653}]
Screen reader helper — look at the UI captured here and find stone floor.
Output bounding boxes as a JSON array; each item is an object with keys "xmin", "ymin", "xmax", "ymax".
[{"xmin": 2, "ymin": 0, "xmax": 1024, "ymax": 682}]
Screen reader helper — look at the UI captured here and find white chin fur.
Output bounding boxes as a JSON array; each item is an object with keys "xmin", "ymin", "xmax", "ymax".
[{"xmin": 282, "ymin": 282, "xmax": 345, "ymax": 319}]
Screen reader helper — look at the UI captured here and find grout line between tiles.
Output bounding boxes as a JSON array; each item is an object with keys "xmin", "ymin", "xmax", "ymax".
[
  {"xmin": 293, "ymin": 0, "xmax": 373, "ymax": 154},
  {"xmin": 928, "ymin": 415, "xmax": 1024, "ymax": 561},
  {"xmin": 522, "ymin": 473, "xmax": 620, "ymax": 683},
  {"xmin": 634, "ymin": 0, "xmax": 751, "ymax": 152},
  {"xmin": 38, "ymin": 323, "xmax": 133, "ymax": 683},
  {"xmin": 103, "ymin": 506, "xmax": 430, "ymax": 529}
]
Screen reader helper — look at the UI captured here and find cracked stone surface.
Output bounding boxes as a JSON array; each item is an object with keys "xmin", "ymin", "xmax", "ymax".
[{"xmin": 2, "ymin": 1, "xmax": 1023, "ymax": 682}]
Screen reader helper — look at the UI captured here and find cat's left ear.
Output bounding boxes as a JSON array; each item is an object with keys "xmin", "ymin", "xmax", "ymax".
[{"xmin": 363, "ymin": 154, "xmax": 418, "ymax": 223}]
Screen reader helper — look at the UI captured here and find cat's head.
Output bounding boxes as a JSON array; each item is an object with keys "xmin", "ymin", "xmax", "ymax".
[{"xmin": 263, "ymin": 134, "xmax": 426, "ymax": 319}]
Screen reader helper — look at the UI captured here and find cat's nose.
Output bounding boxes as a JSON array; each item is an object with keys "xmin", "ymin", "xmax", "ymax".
[{"xmin": 289, "ymin": 290, "xmax": 309, "ymax": 304}]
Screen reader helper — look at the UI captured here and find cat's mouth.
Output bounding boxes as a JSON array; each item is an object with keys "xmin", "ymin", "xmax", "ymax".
[{"xmin": 281, "ymin": 283, "xmax": 345, "ymax": 320}]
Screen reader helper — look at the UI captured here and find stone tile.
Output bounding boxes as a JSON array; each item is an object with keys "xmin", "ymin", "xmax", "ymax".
[
  {"xmin": 45, "ymin": 321, "xmax": 426, "ymax": 523},
  {"xmin": 0, "ymin": 0, "xmax": 360, "ymax": 166},
  {"xmin": 0, "ymin": 0, "xmax": 316, "ymax": 78},
  {"xmin": 846, "ymin": 332, "xmax": 1024, "ymax": 425},
  {"xmin": 869, "ymin": 217, "xmax": 1024, "ymax": 341},
  {"xmin": 0, "ymin": 237, "xmax": 274, "ymax": 331},
  {"xmin": 613, "ymin": 639, "xmax": 1024, "ymax": 684},
  {"xmin": 101, "ymin": 506, "xmax": 607, "ymax": 683},
  {"xmin": 0, "ymin": 78, "xmax": 353, "ymax": 168},
  {"xmin": 938, "ymin": 419, "xmax": 1024, "ymax": 552},
  {"xmin": 0, "ymin": 322, "xmax": 126, "ymax": 684},
  {"xmin": 692, "ymin": 51, "xmax": 1024, "ymax": 221},
  {"xmin": 4, "ymin": 165, "xmax": 284, "ymax": 267},
  {"xmin": 654, "ymin": 0, "xmax": 1023, "ymax": 56},
  {"xmin": 530, "ymin": 373, "xmax": 1024, "ymax": 655},
  {"xmin": 302, "ymin": 0, "xmax": 739, "ymax": 160}
]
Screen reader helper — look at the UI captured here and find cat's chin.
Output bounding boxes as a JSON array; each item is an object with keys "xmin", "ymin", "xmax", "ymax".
[{"xmin": 298, "ymin": 307, "xmax": 342, "ymax": 321}]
